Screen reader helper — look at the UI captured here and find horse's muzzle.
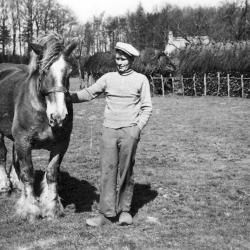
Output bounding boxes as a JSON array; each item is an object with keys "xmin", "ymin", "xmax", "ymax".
[{"xmin": 49, "ymin": 113, "xmax": 67, "ymax": 127}]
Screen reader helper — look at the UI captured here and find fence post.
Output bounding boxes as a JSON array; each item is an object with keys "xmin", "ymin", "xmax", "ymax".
[
  {"xmin": 161, "ymin": 75, "xmax": 165, "ymax": 97},
  {"xmin": 227, "ymin": 74, "xmax": 230, "ymax": 97},
  {"xmin": 217, "ymin": 72, "xmax": 220, "ymax": 96},
  {"xmin": 170, "ymin": 73, "xmax": 174, "ymax": 94},
  {"xmin": 193, "ymin": 74, "xmax": 197, "ymax": 96},
  {"xmin": 204, "ymin": 73, "xmax": 207, "ymax": 96},
  {"xmin": 150, "ymin": 75, "xmax": 155, "ymax": 97},
  {"xmin": 181, "ymin": 75, "xmax": 184, "ymax": 96},
  {"xmin": 241, "ymin": 75, "xmax": 244, "ymax": 98}
]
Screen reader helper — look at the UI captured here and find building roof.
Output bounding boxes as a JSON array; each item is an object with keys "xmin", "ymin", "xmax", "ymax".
[{"xmin": 165, "ymin": 31, "xmax": 210, "ymax": 55}]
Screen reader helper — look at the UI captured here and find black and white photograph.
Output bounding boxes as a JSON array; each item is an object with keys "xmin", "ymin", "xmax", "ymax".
[{"xmin": 0, "ymin": 0, "xmax": 250, "ymax": 249}]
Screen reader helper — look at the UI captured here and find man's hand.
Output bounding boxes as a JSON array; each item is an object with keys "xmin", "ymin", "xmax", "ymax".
[
  {"xmin": 67, "ymin": 92, "xmax": 80, "ymax": 103},
  {"xmin": 65, "ymin": 92, "xmax": 72, "ymax": 103}
]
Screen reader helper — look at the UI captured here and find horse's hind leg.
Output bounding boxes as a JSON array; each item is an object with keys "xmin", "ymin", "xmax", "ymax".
[
  {"xmin": 40, "ymin": 149, "xmax": 66, "ymax": 219},
  {"xmin": 0, "ymin": 133, "xmax": 11, "ymax": 193}
]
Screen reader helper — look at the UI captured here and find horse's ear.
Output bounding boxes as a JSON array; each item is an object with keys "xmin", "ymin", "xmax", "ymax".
[
  {"xmin": 64, "ymin": 42, "xmax": 77, "ymax": 57},
  {"xmin": 30, "ymin": 43, "xmax": 43, "ymax": 55}
]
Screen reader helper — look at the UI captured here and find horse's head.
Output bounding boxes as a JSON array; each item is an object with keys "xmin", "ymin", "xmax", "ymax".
[{"xmin": 29, "ymin": 36, "xmax": 77, "ymax": 127}]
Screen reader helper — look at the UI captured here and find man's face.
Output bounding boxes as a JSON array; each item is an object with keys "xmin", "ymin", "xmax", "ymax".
[{"xmin": 115, "ymin": 51, "xmax": 133, "ymax": 73}]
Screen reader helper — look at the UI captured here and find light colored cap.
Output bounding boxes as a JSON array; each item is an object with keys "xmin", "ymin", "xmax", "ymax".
[{"xmin": 115, "ymin": 42, "xmax": 140, "ymax": 57}]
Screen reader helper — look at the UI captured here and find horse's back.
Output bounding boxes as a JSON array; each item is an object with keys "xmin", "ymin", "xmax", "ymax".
[
  {"xmin": 0, "ymin": 63, "xmax": 28, "ymax": 88},
  {"xmin": 0, "ymin": 62, "xmax": 28, "ymax": 78},
  {"xmin": 0, "ymin": 63, "xmax": 29, "ymax": 137}
]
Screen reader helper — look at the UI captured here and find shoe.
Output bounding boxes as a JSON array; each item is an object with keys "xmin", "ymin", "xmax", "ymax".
[
  {"xmin": 118, "ymin": 212, "xmax": 133, "ymax": 225},
  {"xmin": 86, "ymin": 214, "xmax": 110, "ymax": 227}
]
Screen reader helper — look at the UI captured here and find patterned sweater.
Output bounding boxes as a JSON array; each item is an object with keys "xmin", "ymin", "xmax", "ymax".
[{"xmin": 71, "ymin": 70, "xmax": 152, "ymax": 130}]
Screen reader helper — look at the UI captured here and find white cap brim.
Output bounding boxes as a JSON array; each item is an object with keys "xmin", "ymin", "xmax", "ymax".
[{"xmin": 115, "ymin": 42, "xmax": 140, "ymax": 57}]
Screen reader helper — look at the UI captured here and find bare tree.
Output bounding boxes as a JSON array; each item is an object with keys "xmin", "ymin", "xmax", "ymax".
[
  {"xmin": 0, "ymin": 0, "xmax": 11, "ymax": 56},
  {"xmin": 8, "ymin": 0, "xmax": 19, "ymax": 55},
  {"xmin": 237, "ymin": 0, "xmax": 248, "ymax": 40},
  {"xmin": 84, "ymin": 22, "xmax": 94, "ymax": 55},
  {"xmin": 92, "ymin": 12, "xmax": 106, "ymax": 52},
  {"xmin": 20, "ymin": 0, "xmax": 36, "ymax": 53}
]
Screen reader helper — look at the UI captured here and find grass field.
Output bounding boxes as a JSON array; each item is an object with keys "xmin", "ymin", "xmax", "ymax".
[{"xmin": 1, "ymin": 78, "xmax": 250, "ymax": 249}]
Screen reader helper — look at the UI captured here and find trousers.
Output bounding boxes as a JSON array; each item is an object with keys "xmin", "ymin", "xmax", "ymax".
[{"xmin": 99, "ymin": 125, "xmax": 140, "ymax": 217}]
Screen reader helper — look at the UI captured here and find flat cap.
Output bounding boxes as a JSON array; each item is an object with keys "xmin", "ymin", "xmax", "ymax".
[{"xmin": 115, "ymin": 42, "xmax": 140, "ymax": 57}]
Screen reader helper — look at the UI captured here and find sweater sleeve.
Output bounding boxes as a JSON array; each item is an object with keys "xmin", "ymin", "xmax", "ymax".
[
  {"xmin": 70, "ymin": 75, "xmax": 106, "ymax": 103},
  {"xmin": 137, "ymin": 77, "xmax": 153, "ymax": 130}
]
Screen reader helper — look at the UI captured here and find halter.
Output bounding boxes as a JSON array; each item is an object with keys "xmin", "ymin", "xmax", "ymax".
[{"xmin": 37, "ymin": 69, "xmax": 68, "ymax": 97}]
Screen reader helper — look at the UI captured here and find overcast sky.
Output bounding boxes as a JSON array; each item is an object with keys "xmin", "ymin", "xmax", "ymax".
[{"xmin": 57, "ymin": 0, "xmax": 228, "ymax": 23}]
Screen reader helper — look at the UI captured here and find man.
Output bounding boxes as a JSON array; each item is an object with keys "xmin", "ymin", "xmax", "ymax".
[{"xmin": 70, "ymin": 42, "xmax": 152, "ymax": 227}]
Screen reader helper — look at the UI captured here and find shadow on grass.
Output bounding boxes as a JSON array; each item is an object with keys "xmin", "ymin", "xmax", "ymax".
[
  {"xmin": 34, "ymin": 170, "xmax": 98, "ymax": 213},
  {"xmin": 34, "ymin": 171, "xmax": 157, "ymax": 215},
  {"xmin": 131, "ymin": 183, "xmax": 158, "ymax": 216}
]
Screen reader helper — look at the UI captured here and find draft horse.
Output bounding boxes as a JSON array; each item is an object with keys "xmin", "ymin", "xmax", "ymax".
[{"xmin": 0, "ymin": 33, "xmax": 77, "ymax": 221}]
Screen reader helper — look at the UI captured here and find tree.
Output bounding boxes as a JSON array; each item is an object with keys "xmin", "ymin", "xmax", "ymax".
[
  {"xmin": 92, "ymin": 12, "xmax": 107, "ymax": 52},
  {"xmin": 210, "ymin": 0, "xmax": 250, "ymax": 41},
  {"xmin": 105, "ymin": 17, "xmax": 119, "ymax": 50},
  {"xmin": 146, "ymin": 5, "xmax": 172, "ymax": 50},
  {"xmin": 21, "ymin": 0, "xmax": 36, "ymax": 53},
  {"xmin": 8, "ymin": 0, "xmax": 19, "ymax": 55},
  {"xmin": 84, "ymin": 22, "xmax": 94, "ymax": 55},
  {"xmin": 127, "ymin": 3, "xmax": 148, "ymax": 50},
  {"xmin": 236, "ymin": 0, "xmax": 248, "ymax": 40},
  {"xmin": 0, "ymin": 0, "xmax": 11, "ymax": 56}
]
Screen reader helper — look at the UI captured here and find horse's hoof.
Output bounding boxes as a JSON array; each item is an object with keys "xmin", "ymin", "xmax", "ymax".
[
  {"xmin": 41, "ymin": 205, "xmax": 65, "ymax": 219},
  {"xmin": 40, "ymin": 194, "xmax": 65, "ymax": 219},
  {"xmin": 46, "ymin": 210, "xmax": 64, "ymax": 221},
  {"xmin": 27, "ymin": 214, "xmax": 37, "ymax": 223},
  {"xmin": 56, "ymin": 208, "xmax": 65, "ymax": 218},
  {"xmin": 17, "ymin": 209, "xmax": 40, "ymax": 222},
  {"xmin": 16, "ymin": 197, "xmax": 41, "ymax": 221}
]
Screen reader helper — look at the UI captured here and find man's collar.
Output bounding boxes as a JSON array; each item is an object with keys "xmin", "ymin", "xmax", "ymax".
[{"xmin": 118, "ymin": 69, "xmax": 134, "ymax": 76}]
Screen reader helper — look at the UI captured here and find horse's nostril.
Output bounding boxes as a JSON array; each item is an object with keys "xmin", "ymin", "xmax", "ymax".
[
  {"xmin": 49, "ymin": 114, "xmax": 56, "ymax": 126},
  {"xmin": 49, "ymin": 120, "xmax": 54, "ymax": 127},
  {"xmin": 49, "ymin": 113, "xmax": 67, "ymax": 127}
]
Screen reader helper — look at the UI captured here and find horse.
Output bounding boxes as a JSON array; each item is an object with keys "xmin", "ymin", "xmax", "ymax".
[{"xmin": 0, "ymin": 33, "xmax": 77, "ymax": 221}]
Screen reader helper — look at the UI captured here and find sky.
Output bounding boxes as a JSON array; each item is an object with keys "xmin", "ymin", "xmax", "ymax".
[{"xmin": 57, "ymin": 0, "xmax": 226, "ymax": 23}]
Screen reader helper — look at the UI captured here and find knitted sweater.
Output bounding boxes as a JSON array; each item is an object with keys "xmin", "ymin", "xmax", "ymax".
[{"xmin": 72, "ymin": 70, "xmax": 152, "ymax": 130}]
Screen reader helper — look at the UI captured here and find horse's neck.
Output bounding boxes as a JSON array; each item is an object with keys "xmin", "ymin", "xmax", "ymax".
[{"xmin": 28, "ymin": 74, "xmax": 45, "ymax": 112}]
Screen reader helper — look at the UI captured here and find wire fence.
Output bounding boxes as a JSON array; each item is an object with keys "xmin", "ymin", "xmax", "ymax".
[{"xmin": 150, "ymin": 73, "xmax": 250, "ymax": 98}]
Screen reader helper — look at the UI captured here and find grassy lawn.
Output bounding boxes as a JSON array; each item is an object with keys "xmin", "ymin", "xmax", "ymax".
[{"xmin": 0, "ymin": 78, "xmax": 250, "ymax": 249}]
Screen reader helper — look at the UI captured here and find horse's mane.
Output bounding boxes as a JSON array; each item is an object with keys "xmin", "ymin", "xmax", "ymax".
[
  {"xmin": 29, "ymin": 32, "xmax": 64, "ymax": 74},
  {"xmin": 39, "ymin": 32, "xmax": 64, "ymax": 71}
]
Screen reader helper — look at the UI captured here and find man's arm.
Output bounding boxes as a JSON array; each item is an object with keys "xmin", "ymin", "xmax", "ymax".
[
  {"xmin": 70, "ymin": 89, "xmax": 94, "ymax": 103},
  {"xmin": 137, "ymin": 77, "xmax": 153, "ymax": 130},
  {"xmin": 70, "ymin": 75, "xmax": 106, "ymax": 103}
]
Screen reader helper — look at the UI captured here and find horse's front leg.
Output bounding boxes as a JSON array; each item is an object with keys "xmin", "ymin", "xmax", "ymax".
[
  {"xmin": 9, "ymin": 144, "xmax": 23, "ymax": 191},
  {"xmin": 40, "ymin": 150, "xmax": 65, "ymax": 219},
  {"xmin": 15, "ymin": 143, "xmax": 40, "ymax": 222}
]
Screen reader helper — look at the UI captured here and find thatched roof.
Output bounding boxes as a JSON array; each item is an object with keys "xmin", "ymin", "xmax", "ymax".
[{"xmin": 177, "ymin": 41, "xmax": 250, "ymax": 74}]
